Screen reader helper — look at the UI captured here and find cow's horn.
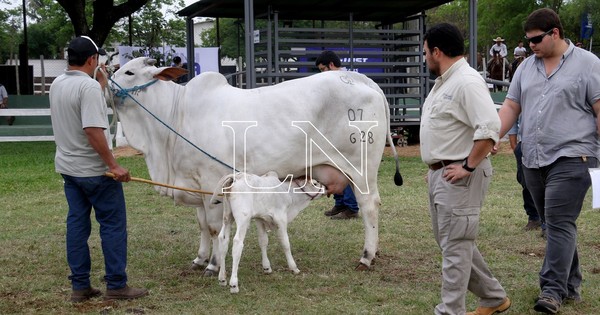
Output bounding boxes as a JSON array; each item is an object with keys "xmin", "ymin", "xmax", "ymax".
[{"xmin": 146, "ymin": 58, "xmax": 157, "ymax": 66}]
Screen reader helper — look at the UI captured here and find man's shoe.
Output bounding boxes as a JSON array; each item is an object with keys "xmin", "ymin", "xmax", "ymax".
[
  {"xmin": 524, "ymin": 220, "xmax": 541, "ymax": 231},
  {"xmin": 330, "ymin": 209, "xmax": 358, "ymax": 220},
  {"xmin": 104, "ymin": 285, "xmax": 148, "ymax": 300},
  {"xmin": 71, "ymin": 287, "xmax": 102, "ymax": 303},
  {"xmin": 324, "ymin": 205, "xmax": 347, "ymax": 217},
  {"xmin": 467, "ymin": 297, "xmax": 511, "ymax": 315},
  {"xmin": 7, "ymin": 116, "xmax": 15, "ymax": 126},
  {"xmin": 534, "ymin": 295, "xmax": 561, "ymax": 314}
]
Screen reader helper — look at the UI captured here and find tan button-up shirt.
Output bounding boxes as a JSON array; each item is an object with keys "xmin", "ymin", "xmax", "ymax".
[{"xmin": 420, "ymin": 58, "xmax": 500, "ymax": 165}]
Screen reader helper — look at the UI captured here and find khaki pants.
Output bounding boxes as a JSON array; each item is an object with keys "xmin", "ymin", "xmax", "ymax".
[{"xmin": 428, "ymin": 158, "xmax": 506, "ymax": 315}]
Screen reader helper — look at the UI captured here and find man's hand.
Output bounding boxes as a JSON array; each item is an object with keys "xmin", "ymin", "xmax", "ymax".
[
  {"xmin": 442, "ymin": 163, "xmax": 471, "ymax": 184},
  {"xmin": 109, "ymin": 165, "xmax": 131, "ymax": 182},
  {"xmin": 491, "ymin": 142, "xmax": 501, "ymax": 155},
  {"xmin": 96, "ymin": 64, "xmax": 108, "ymax": 90}
]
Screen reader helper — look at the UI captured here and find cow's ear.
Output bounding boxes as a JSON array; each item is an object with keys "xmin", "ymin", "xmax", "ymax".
[{"xmin": 154, "ymin": 67, "xmax": 188, "ymax": 81}]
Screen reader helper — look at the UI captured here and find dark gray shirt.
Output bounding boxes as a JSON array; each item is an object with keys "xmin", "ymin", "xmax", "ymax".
[{"xmin": 507, "ymin": 40, "xmax": 600, "ymax": 168}]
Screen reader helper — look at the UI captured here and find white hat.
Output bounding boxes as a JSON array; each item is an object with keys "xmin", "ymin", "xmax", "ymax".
[{"xmin": 493, "ymin": 37, "xmax": 505, "ymax": 42}]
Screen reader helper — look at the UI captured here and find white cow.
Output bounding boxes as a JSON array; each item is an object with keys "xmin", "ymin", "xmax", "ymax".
[
  {"xmin": 109, "ymin": 57, "xmax": 401, "ymax": 274},
  {"xmin": 211, "ymin": 171, "xmax": 324, "ymax": 293}
]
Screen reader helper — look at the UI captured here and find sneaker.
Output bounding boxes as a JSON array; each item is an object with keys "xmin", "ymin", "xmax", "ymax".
[
  {"xmin": 330, "ymin": 209, "xmax": 358, "ymax": 220},
  {"xmin": 71, "ymin": 287, "xmax": 102, "ymax": 303},
  {"xmin": 534, "ymin": 295, "xmax": 561, "ymax": 314},
  {"xmin": 467, "ymin": 297, "xmax": 511, "ymax": 315},
  {"xmin": 524, "ymin": 220, "xmax": 541, "ymax": 231},
  {"xmin": 104, "ymin": 285, "xmax": 148, "ymax": 300},
  {"xmin": 324, "ymin": 205, "xmax": 347, "ymax": 217}
]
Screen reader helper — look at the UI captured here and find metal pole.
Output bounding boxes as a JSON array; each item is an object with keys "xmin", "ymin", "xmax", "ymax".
[
  {"xmin": 468, "ymin": 0, "xmax": 478, "ymax": 69},
  {"xmin": 244, "ymin": 0, "xmax": 255, "ymax": 88},
  {"xmin": 349, "ymin": 13, "xmax": 354, "ymax": 71},
  {"xmin": 186, "ymin": 17, "xmax": 195, "ymax": 80}
]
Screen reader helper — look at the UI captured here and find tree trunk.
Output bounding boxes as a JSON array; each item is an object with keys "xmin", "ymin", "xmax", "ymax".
[{"xmin": 57, "ymin": 0, "xmax": 149, "ymax": 46}]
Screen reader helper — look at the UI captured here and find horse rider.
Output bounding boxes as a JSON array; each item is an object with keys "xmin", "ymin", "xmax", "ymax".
[
  {"xmin": 512, "ymin": 40, "xmax": 528, "ymax": 70},
  {"xmin": 488, "ymin": 37, "xmax": 510, "ymax": 69}
]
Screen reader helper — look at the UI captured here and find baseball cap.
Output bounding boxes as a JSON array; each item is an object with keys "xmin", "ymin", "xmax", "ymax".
[{"xmin": 67, "ymin": 36, "xmax": 106, "ymax": 59}]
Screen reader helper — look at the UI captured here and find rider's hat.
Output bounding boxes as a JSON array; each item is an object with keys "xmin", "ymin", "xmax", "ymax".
[{"xmin": 493, "ymin": 37, "xmax": 505, "ymax": 42}]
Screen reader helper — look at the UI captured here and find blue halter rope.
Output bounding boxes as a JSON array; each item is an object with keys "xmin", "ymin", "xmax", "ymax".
[
  {"xmin": 109, "ymin": 77, "xmax": 239, "ymax": 172},
  {"xmin": 112, "ymin": 79, "xmax": 158, "ymax": 100}
]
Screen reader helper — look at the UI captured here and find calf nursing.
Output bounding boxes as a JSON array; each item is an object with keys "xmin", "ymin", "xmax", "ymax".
[{"xmin": 212, "ymin": 172, "xmax": 324, "ymax": 293}]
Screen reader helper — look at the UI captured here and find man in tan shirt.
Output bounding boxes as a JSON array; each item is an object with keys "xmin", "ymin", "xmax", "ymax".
[{"xmin": 420, "ymin": 23, "xmax": 510, "ymax": 315}]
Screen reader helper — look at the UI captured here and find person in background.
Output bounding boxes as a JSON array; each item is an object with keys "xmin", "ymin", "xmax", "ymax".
[
  {"xmin": 314, "ymin": 50, "xmax": 359, "ymax": 220},
  {"xmin": 497, "ymin": 8, "xmax": 600, "ymax": 314},
  {"xmin": 512, "ymin": 40, "xmax": 528, "ymax": 70},
  {"xmin": 421, "ymin": 23, "xmax": 510, "ymax": 315},
  {"xmin": 0, "ymin": 83, "xmax": 15, "ymax": 125},
  {"xmin": 488, "ymin": 37, "xmax": 510, "ymax": 69},
  {"xmin": 507, "ymin": 118, "xmax": 543, "ymax": 232},
  {"xmin": 50, "ymin": 36, "xmax": 148, "ymax": 303},
  {"xmin": 173, "ymin": 56, "xmax": 183, "ymax": 67}
]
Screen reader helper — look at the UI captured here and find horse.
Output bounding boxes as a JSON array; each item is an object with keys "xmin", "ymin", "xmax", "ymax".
[
  {"xmin": 487, "ymin": 51, "xmax": 510, "ymax": 91},
  {"xmin": 510, "ymin": 55, "xmax": 527, "ymax": 81}
]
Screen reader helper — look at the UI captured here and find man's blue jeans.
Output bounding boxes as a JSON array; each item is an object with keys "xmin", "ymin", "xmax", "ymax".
[
  {"xmin": 62, "ymin": 175, "xmax": 128, "ymax": 290},
  {"xmin": 334, "ymin": 185, "xmax": 359, "ymax": 213},
  {"xmin": 523, "ymin": 156, "xmax": 596, "ymax": 301},
  {"xmin": 514, "ymin": 142, "xmax": 539, "ymax": 222}
]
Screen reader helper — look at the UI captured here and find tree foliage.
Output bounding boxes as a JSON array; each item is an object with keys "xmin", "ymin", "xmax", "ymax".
[
  {"xmin": 55, "ymin": 0, "xmax": 149, "ymax": 46},
  {"xmin": 0, "ymin": 0, "xmax": 188, "ymax": 61},
  {"xmin": 426, "ymin": 0, "xmax": 599, "ymax": 56}
]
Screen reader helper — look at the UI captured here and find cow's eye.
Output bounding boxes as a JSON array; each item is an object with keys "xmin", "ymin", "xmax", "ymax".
[{"xmin": 125, "ymin": 71, "xmax": 134, "ymax": 76}]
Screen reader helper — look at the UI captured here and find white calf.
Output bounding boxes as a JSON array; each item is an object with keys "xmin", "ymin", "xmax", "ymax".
[{"xmin": 212, "ymin": 171, "xmax": 324, "ymax": 293}]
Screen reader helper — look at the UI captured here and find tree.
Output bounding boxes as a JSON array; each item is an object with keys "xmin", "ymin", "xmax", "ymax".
[
  {"xmin": 55, "ymin": 0, "xmax": 150, "ymax": 46},
  {"xmin": 0, "ymin": 5, "xmax": 22, "ymax": 62}
]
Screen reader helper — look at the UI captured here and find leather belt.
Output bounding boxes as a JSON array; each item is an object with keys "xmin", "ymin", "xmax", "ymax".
[{"xmin": 428, "ymin": 160, "xmax": 461, "ymax": 171}]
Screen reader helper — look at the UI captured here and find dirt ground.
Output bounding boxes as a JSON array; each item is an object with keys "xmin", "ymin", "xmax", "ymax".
[{"xmin": 115, "ymin": 143, "xmax": 513, "ymax": 159}]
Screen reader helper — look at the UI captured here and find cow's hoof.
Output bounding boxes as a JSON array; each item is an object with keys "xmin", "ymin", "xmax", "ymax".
[
  {"xmin": 291, "ymin": 268, "xmax": 300, "ymax": 275},
  {"xmin": 190, "ymin": 262, "xmax": 205, "ymax": 270},
  {"xmin": 263, "ymin": 267, "xmax": 272, "ymax": 274},
  {"xmin": 202, "ymin": 269, "xmax": 218, "ymax": 277},
  {"xmin": 355, "ymin": 262, "xmax": 370, "ymax": 271},
  {"xmin": 219, "ymin": 280, "xmax": 227, "ymax": 287},
  {"xmin": 230, "ymin": 286, "xmax": 239, "ymax": 294}
]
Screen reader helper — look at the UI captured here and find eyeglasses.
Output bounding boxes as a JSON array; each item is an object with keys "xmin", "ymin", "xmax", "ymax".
[{"xmin": 524, "ymin": 29, "xmax": 553, "ymax": 44}]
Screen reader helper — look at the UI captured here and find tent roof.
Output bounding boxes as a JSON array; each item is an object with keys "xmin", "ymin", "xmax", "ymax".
[{"xmin": 178, "ymin": 0, "xmax": 452, "ymax": 24}]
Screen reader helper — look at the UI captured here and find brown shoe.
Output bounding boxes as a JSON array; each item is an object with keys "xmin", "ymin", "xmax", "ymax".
[
  {"xmin": 71, "ymin": 287, "xmax": 102, "ymax": 303},
  {"xmin": 467, "ymin": 297, "xmax": 511, "ymax": 315},
  {"xmin": 104, "ymin": 285, "xmax": 148, "ymax": 300},
  {"xmin": 330, "ymin": 209, "xmax": 359, "ymax": 220},
  {"xmin": 524, "ymin": 220, "xmax": 541, "ymax": 231},
  {"xmin": 324, "ymin": 205, "xmax": 347, "ymax": 217}
]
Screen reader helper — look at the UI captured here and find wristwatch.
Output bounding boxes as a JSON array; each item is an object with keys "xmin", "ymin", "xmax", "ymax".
[{"xmin": 462, "ymin": 158, "xmax": 476, "ymax": 172}]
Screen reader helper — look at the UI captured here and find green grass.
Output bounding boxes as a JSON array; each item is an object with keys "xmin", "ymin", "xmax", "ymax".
[{"xmin": 1, "ymin": 142, "xmax": 599, "ymax": 314}]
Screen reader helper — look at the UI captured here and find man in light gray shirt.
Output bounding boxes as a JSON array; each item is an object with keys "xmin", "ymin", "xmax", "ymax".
[{"xmin": 498, "ymin": 8, "xmax": 600, "ymax": 314}]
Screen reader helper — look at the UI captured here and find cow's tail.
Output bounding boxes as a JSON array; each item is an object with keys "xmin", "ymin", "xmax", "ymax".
[
  {"xmin": 376, "ymin": 83, "xmax": 403, "ymax": 186},
  {"xmin": 210, "ymin": 173, "xmax": 237, "ymax": 205}
]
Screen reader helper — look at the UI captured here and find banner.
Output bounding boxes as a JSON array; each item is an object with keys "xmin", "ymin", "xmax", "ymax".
[
  {"xmin": 117, "ymin": 46, "xmax": 219, "ymax": 75},
  {"xmin": 581, "ymin": 12, "xmax": 594, "ymax": 40}
]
